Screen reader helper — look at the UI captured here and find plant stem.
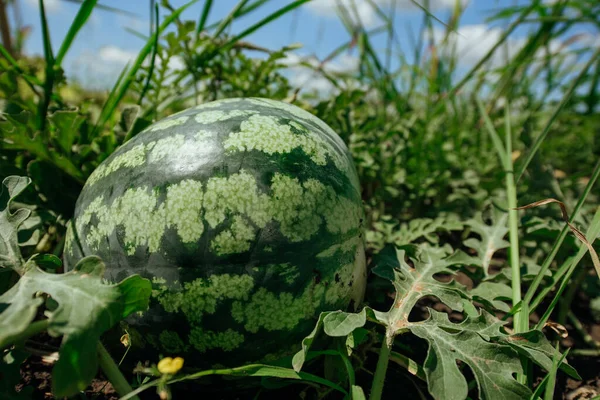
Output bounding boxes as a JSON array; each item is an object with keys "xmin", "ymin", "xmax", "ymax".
[
  {"xmin": 516, "ymin": 46, "xmax": 600, "ymax": 183},
  {"xmin": 507, "ymin": 219, "xmax": 522, "ymax": 309},
  {"xmin": 568, "ymin": 312, "xmax": 600, "ymax": 349},
  {"xmin": 369, "ymin": 331, "xmax": 393, "ymax": 400},
  {"xmin": 569, "ymin": 349, "xmax": 600, "ymax": 357},
  {"xmin": 387, "ymin": 350, "xmax": 426, "ymax": 381},
  {"xmin": 504, "ymin": 102, "xmax": 528, "ymax": 385},
  {"xmin": 97, "ymin": 342, "xmax": 139, "ymax": 400},
  {"xmin": 37, "ymin": 0, "xmax": 55, "ymax": 133},
  {"xmin": 0, "ymin": 319, "xmax": 49, "ymax": 350},
  {"xmin": 503, "ymin": 102, "xmax": 527, "ymax": 330},
  {"xmin": 122, "ymin": 363, "xmax": 346, "ymax": 400},
  {"xmin": 557, "ymin": 266, "xmax": 587, "ymax": 326},
  {"xmin": 535, "ymin": 206, "xmax": 600, "ymax": 329},
  {"xmin": 524, "ymin": 159, "xmax": 600, "ymax": 307},
  {"xmin": 505, "ymin": 136, "xmax": 526, "ymax": 327}
]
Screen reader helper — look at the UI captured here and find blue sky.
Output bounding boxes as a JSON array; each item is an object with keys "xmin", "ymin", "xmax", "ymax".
[{"xmin": 11, "ymin": 0, "xmax": 599, "ymax": 91}]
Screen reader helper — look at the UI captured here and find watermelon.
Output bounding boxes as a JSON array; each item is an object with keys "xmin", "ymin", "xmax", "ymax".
[{"xmin": 64, "ymin": 98, "xmax": 366, "ymax": 367}]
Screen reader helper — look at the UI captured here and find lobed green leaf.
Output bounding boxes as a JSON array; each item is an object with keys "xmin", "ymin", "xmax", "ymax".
[
  {"xmin": 0, "ymin": 176, "xmax": 32, "ymax": 273},
  {"xmin": 0, "ymin": 256, "xmax": 151, "ymax": 397}
]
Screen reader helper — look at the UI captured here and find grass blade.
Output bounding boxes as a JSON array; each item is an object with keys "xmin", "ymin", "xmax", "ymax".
[
  {"xmin": 196, "ymin": 0, "xmax": 214, "ymax": 35},
  {"xmin": 202, "ymin": 0, "xmax": 271, "ymax": 32},
  {"xmin": 37, "ymin": 0, "xmax": 55, "ymax": 132},
  {"xmin": 516, "ymin": 47, "xmax": 600, "ymax": 183},
  {"xmin": 123, "ymin": 28, "xmax": 148, "ymax": 41},
  {"xmin": 213, "ymin": 0, "xmax": 251, "ymax": 39},
  {"xmin": 449, "ymin": 0, "xmax": 540, "ymax": 98},
  {"xmin": 475, "ymin": 97, "xmax": 508, "ymax": 165},
  {"xmin": 524, "ymin": 159, "xmax": 600, "ymax": 308},
  {"xmin": 120, "ymin": 364, "xmax": 347, "ymax": 400},
  {"xmin": 55, "ymin": 0, "xmax": 97, "ymax": 67},
  {"xmin": 218, "ymin": 0, "xmax": 312, "ymax": 54},
  {"xmin": 503, "ymin": 99, "xmax": 528, "ymax": 339},
  {"xmin": 478, "ymin": 95, "xmax": 528, "ymax": 382},
  {"xmin": 516, "ymin": 199, "xmax": 600, "ymax": 280},
  {"xmin": 61, "ymin": 0, "xmax": 137, "ymax": 16},
  {"xmin": 409, "ymin": 0, "xmax": 457, "ymax": 35},
  {"xmin": 0, "ymin": 43, "xmax": 43, "ymax": 91},
  {"xmin": 136, "ymin": 3, "xmax": 159, "ymax": 109},
  {"xmin": 543, "ymin": 344, "xmax": 566, "ymax": 400},
  {"xmin": 38, "ymin": 0, "xmax": 54, "ymax": 64},
  {"xmin": 535, "ymin": 206, "xmax": 600, "ymax": 329},
  {"xmin": 97, "ymin": 59, "xmax": 130, "ymax": 132},
  {"xmin": 529, "ymin": 347, "xmax": 570, "ymax": 400},
  {"xmin": 93, "ymin": 0, "xmax": 200, "ymax": 136},
  {"xmin": 335, "ymin": 343, "xmax": 355, "ymax": 388}
]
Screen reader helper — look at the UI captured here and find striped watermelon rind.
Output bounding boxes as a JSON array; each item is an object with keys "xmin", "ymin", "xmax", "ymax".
[{"xmin": 65, "ymin": 97, "xmax": 366, "ymax": 366}]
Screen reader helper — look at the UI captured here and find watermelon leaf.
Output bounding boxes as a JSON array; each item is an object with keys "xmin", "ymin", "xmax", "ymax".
[
  {"xmin": 292, "ymin": 311, "xmax": 331, "ymax": 372},
  {"xmin": 293, "ymin": 308, "xmax": 374, "ymax": 371},
  {"xmin": 390, "ymin": 216, "xmax": 464, "ymax": 246},
  {"xmin": 412, "ymin": 312, "xmax": 580, "ymax": 399},
  {"xmin": 497, "ymin": 331, "xmax": 580, "ymax": 380},
  {"xmin": 0, "ymin": 113, "xmax": 85, "ymax": 182},
  {"xmin": 410, "ymin": 309, "xmax": 530, "ymax": 400},
  {"xmin": 351, "ymin": 385, "xmax": 366, "ymax": 400},
  {"xmin": 48, "ymin": 109, "xmax": 86, "ymax": 155},
  {"xmin": 470, "ymin": 281, "xmax": 512, "ymax": 312},
  {"xmin": 368, "ymin": 215, "xmax": 463, "ymax": 251},
  {"xmin": 464, "ymin": 210, "xmax": 509, "ymax": 277},
  {"xmin": 0, "ymin": 176, "xmax": 32, "ymax": 273},
  {"xmin": 345, "ymin": 328, "xmax": 369, "ymax": 356},
  {"xmin": 0, "ymin": 256, "xmax": 152, "ymax": 397},
  {"xmin": 323, "ymin": 308, "xmax": 367, "ymax": 337},
  {"xmin": 294, "ymin": 244, "xmax": 577, "ymax": 400},
  {"xmin": 1, "ymin": 178, "xmax": 152, "ymax": 397},
  {"xmin": 370, "ymin": 245, "xmax": 472, "ymax": 331}
]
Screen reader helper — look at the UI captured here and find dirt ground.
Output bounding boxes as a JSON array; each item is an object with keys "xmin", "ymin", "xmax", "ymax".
[{"xmin": 14, "ymin": 311, "xmax": 600, "ymax": 400}]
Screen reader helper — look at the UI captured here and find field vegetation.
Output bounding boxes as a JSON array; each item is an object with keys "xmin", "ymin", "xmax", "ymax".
[{"xmin": 0, "ymin": 0, "xmax": 599, "ymax": 399}]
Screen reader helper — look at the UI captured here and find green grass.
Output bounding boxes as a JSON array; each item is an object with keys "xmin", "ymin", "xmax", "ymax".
[{"xmin": 0, "ymin": 0, "xmax": 599, "ymax": 399}]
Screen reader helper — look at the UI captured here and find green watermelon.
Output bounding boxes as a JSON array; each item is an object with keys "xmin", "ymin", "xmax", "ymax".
[{"xmin": 64, "ymin": 98, "xmax": 366, "ymax": 367}]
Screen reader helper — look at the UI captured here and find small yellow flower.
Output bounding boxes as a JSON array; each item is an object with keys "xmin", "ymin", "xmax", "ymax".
[
  {"xmin": 120, "ymin": 333, "xmax": 130, "ymax": 348},
  {"xmin": 157, "ymin": 357, "xmax": 184, "ymax": 375}
]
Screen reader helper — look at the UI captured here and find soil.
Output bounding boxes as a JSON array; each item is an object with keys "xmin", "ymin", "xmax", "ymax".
[
  {"xmin": 12, "ymin": 321, "xmax": 599, "ymax": 400},
  {"xmin": 18, "ymin": 356, "xmax": 118, "ymax": 399},
  {"xmin": 10, "ymin": 269, "xmax": 600, "ymax": 399}
]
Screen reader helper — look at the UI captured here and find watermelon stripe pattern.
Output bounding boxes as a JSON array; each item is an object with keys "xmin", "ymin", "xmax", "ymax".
[{"xmin": 65, "ymin": 98, "xmax": 366, "ymax": 366}]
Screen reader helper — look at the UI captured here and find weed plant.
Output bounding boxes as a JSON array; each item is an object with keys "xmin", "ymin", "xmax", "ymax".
[{"xmin": 0, "ymin": 0, "xmax": 599, "ymax": 399}]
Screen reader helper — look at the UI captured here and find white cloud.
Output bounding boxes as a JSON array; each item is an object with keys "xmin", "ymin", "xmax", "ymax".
[
  {"xmin": 307, "ymin": 0, "xmax": 379, "ymax": 26},
  {"xmin": 25, "ymin": 0, "xmax": 61, "ymax": 13},
  {"xmin": 281, "ymin": 52, "xmax": 358, "ymax": 72},
  {"xmin": 430, "ymin": 23, "xmax": 579, "ymax": 85},
  {"xmin": 306, "ymin": 0, "xmax": 467, "ymax": 27},
  {"xmin": 98, "ymin": 46, "xmax": 186, "ymax": 71},
  {"xmin": 281, "ymin": 52, "xmax": 360, "ymax": 94},
  {"xmin": 167, "ymin": 56, "xmax": 186, "ymax": 71},
  {"xmin": 98, "ymin": 46, "xmax": 137, "ymax": 65},
  {"xmin": 72, "ymin": 45, "xmax": 186, "ymax": 89},
  {"xmin": 117, "ymin": 15, "xmax": 151, "ymax": 33},
  {"xmin": 71, "ymin": 46, "xmax": 137, "ymax": 88},
  {"xmin": 325, "ymin": 53, "xmax": 360, "ymax": 73},
  {"xmin": 431, "ymin": 24, "xmax": 525, "ymax": 67}
]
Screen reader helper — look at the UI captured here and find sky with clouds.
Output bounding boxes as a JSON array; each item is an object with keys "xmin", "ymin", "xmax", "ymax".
[{"xmin": 10, "ymin": 0, "xmax": 598, "ymax": 92}]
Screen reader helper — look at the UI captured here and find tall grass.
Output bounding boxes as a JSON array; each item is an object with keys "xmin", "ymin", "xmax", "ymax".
[
  {"xmin": 311, "ymin": 0, "xmax": 599, "ymax": 396},
  {"xmin": 1, "ymin": 0, "xmax": 599, "ymax": 398}
]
